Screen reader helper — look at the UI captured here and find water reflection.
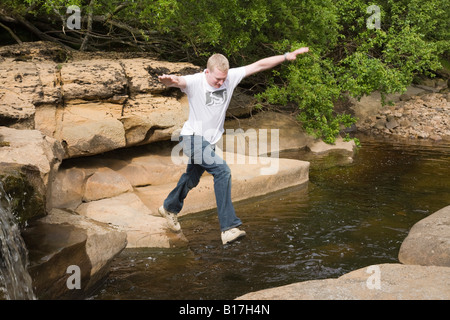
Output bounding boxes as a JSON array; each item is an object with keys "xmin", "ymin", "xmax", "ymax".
[{"xmin": 91, "ymin": 136, "xmax": 450, "ymax": 300}]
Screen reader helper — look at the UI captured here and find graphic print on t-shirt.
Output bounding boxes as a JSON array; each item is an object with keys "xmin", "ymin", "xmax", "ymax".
[{"xmin": 205, "ymin": 89, "xmax": 227, "ymax": 107}]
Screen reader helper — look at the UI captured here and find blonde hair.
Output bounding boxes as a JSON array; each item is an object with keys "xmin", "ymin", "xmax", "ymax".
[{"xmin": 207, "ymin": 53, "xmax": 229, "ymax": 72}]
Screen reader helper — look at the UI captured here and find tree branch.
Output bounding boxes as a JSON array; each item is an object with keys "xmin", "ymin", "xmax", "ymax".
[
  {"xmin": 80, "ymin": 0, "xmax": 95, "ymax": 51},
  {"xmin": 0, "ymin": 21, "xmax": 22, "ymax": 44},
  {"xmin": 0, "ymin": 11, "xmax": 74, "ymax": 50}
]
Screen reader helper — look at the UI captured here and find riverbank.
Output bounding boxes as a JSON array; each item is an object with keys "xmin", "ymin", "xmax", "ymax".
[{"xmin": 349, "ymin": 81, "xmax": 450, "ymax": 142}]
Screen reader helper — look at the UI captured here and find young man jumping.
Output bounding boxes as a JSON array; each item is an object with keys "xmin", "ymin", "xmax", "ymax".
[{"xmin": 158, "ymin": 47, "xmax": 309, "ymax": 245}]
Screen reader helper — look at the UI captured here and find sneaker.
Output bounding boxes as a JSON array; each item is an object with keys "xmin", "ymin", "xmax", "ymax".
[
  {"xmin": 221, "ymin": 227, "xmax": 246, "ymax": 245},
  {"xmin": 158, "ymin": 206, "xmax": 181, "ymax": 232}
]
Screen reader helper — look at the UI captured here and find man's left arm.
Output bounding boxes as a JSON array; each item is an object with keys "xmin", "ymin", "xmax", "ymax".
[{"xmin": 244, "ymin": 47, "xmax": 309, "ymax": 78}]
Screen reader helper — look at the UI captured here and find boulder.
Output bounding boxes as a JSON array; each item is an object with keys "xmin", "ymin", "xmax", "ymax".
[
  {"xmin": 57, "ymin": 103, "xmax": 126, "ymax": 158},
  {"xmin": 0, "ymin": 127, "xmax": 64, "ymax": 218},
  {"xmin": 21, "ymin": 208, "xmax": 127, "ymax": 299},
  {"xmin": 236, "ymin": 263, "xmax": 450, "ymax": 300},
  {"xmin": 121, "ymin": 94, "xmax": 189, "ymax": 147},
  {"xmin": 83, "ymin": 167, "xmax": 132, "ymax": 202},
  {"xmin": 50, "ymin": 166, "xmax": 87, "ymax": 210},
  {"xmin": 76, "ymin": 192, "xmax": 188, "ymax": 248},
  {"xmin": 398, "ymin": 205, "xmax": 450, "ymax": 267}
]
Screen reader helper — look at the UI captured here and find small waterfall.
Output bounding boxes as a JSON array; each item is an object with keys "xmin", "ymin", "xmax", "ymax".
[{"xmin": 0, "ymin": 182, "xmax": 36, "ymax": 300}]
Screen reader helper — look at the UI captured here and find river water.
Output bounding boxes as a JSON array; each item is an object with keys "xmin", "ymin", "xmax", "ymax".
[{"xmin": 90, "ymin": 136, "xmax": 449, "ymax": 300}]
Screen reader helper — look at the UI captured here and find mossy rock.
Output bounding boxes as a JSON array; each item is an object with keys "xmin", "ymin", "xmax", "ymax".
[{"xmin": 0, "ymin": 164, "xmax": 46, "ymax": 227}]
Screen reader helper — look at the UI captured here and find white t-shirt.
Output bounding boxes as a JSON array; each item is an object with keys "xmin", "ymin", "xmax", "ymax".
[{"xmin": 180, "ymin": 67, "xmax": 246, "ymax": 144}]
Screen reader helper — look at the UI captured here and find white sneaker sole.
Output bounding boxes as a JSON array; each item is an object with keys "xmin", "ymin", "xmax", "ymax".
[{"xmin": 222, "ymin": 230, "xmax": 246, "ymax": 245}]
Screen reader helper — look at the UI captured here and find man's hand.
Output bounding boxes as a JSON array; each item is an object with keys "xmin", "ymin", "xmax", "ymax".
[
  {"xmin": 244, "ymin": 47, "xmax": 310, "ymax": 77},
  {"xmin": 158, "ymin": 74, "xmax": 186, "ymax": 89},
  {"xmin": 285, "ymin": 47, "xmax": 309, "ymax": 61}
]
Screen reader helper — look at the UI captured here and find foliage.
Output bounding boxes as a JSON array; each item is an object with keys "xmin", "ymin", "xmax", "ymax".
[
  {"xmin": 1, "ymin": 0, "xmax": 448, "ymax": 144},
  {"xmin": 256, "ymin": 42, "xmax": 356, "ymax": 144}
]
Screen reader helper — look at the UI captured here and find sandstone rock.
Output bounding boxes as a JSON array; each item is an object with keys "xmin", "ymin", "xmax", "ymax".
[
  {"xmin": 0, "ymin": 58, "xmax": 61, "ymax": 127},
  {"xmin": 136, "ymin": 151, "xmax": 310, "ymax": 217},
  {"xmin": 399, "ymin": 93, "xmax": 411, "ymax": 101},
  {"xmin": 374, "ymin": 119, "xmax": 386, "ymax": 130},
  {"xmin": 51, "ymin": 166, "xmax": 87, "ymax": 210},
  {"xmin": 0, "ymin": 88, "xmax": 35, "ymax": 128},
  {"xmin": 58, "ymin": 103, "xmax": 126, "ymax": 158},
  {"xmin": 76, "ymin": 192, "xmax": 188, "ymax": 248},
  {"xmin": 236, "ymin": 263, "xmax": 450, "ymax": 300},
  {"xmin": 60, "ymin": 59, "xmax": 127, "ymax": 101},
  {"xmin": 83, "ymin": 167, "xmax": 132, "ymax": 201},
  {"xmin": 121, "ymin": 94, "xmax": 188, "ymax": 146},
  {"xmin": 34, "ymin": 104, "xmax": 60, "ymax": 137},
  {"xmin": 118, "ymin": 58, "xmax": 200, "ymax": 94},
  {"xmin": 385, "ymin": 118, "xmax": 399, "ymax": 130},
  {"xmin": 114, "ymin": 153, "xmax": 186, "ymax": 187},
  {"xmin": 0, "ymin": 42, "xmax": 201, "ymax": 158},
  {"xmin": 0, "ymin": 127, "xmax": 64, "ymax": 213},
  {"xmin": 22, "ymin": 221, "xmax": 89, "ymax": 299},
  {"xmin": 34, "ymin": 62, "xmax": 62, "ymax": 105},
  {"xmin": 21, "ymin": 208, "xmax": 127, "ymax": 299},
  {"xmin": 0, "ymin": 60, "xmax": 39, "ymax": 128},
  {"xmin": 224, "ymin": 111, "xmax": 313, "ymax": 155},
  {"xmin": 399, "ymin": 205, "xmax": 450, "ymax": 267}
]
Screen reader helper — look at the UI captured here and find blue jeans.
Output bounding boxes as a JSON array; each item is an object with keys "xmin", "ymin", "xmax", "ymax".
[{"xmin": 163, "ymin": 135, "xmax": 242, "ymax": 231}]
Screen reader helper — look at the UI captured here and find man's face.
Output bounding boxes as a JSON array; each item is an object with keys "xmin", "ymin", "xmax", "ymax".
[{"xmin": 205, "ymin": 68, "xmax": 228, "ymax": 88}]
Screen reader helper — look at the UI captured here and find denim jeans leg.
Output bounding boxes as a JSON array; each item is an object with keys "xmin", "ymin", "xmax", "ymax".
[
  {"xmin": 164, "ymin": 135, "xmax": 242, "ymax": 231},
  {"xmin": 163, "ymin": 135, "xmax": 205, "ymax": 213},
  {"xmin": 200, "ymin": 140, "xmax": 242, "ymax": 231},
  {"xmin": 163, "ymin": 163, "xmax": 205, "ymax": 214}
]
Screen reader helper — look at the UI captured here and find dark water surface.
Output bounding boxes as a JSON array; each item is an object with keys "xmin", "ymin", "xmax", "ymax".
[{"xmin": 90, "ymin": 136, "xmax": 450, "ymax": 300}]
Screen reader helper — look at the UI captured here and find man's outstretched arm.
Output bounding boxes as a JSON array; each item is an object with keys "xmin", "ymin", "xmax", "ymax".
[
  {"xmin": 244, "ymin": 47, "xmax": 309, "ymax": 77},
  {"xmin": 158, "ymin": 74, "xmax": 187, "ymax": 89}
]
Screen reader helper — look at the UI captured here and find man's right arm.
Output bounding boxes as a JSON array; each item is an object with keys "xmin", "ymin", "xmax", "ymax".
[{"xmin": 158, "ymin": 74, "xmax": 187, "ymax": 90}]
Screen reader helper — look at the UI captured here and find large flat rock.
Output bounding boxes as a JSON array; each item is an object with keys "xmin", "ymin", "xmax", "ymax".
[
  {"xmin": 135, "ymin": 151, "xmax": 310, "ymax": 217},
  {"xmin": 76, "ymin": 192, "xmax": 188, "ymax": 248},
  {"xmin": 236, "ymin": 263, "xmax": 450, "ymax": 300}
]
